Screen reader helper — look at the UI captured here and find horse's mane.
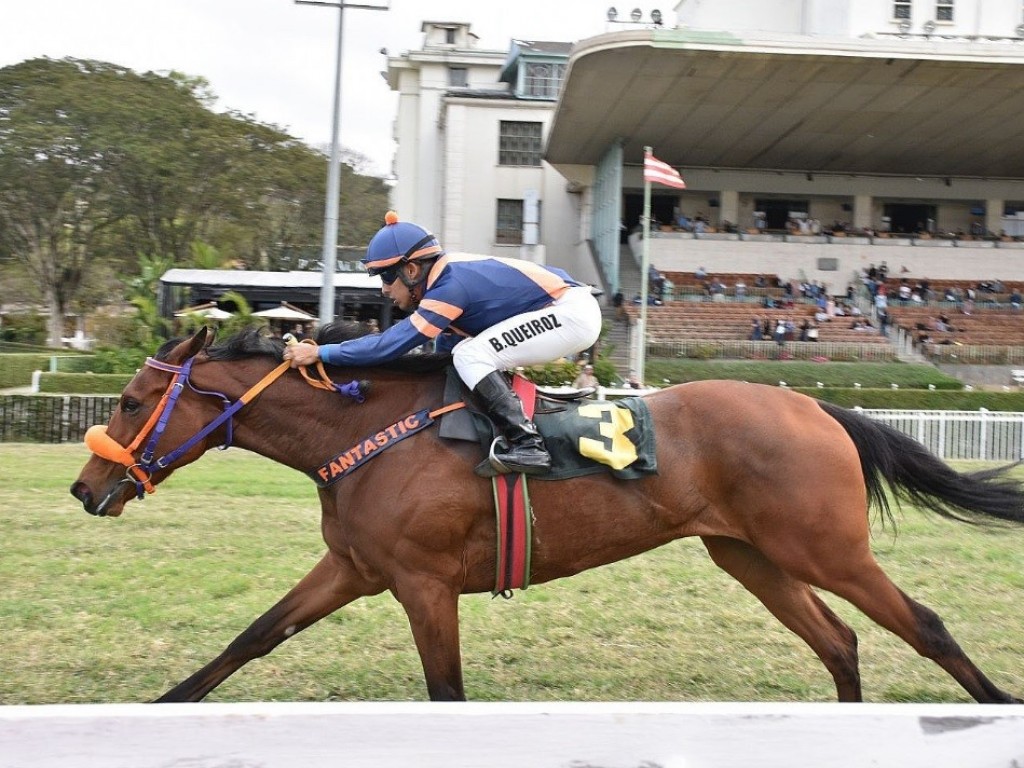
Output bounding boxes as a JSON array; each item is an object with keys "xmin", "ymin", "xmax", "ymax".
[{"xmin": 158, "ymin": 322, "xmax": 452, "ymax": 374}]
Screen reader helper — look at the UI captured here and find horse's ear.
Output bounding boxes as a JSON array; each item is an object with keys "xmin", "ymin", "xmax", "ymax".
[
  {"xmin": 163, "ymin": 327, "xmax": 213, "ymax": 364},
  {"xmin": 191, "ymin": 325, "xmax": 217, "ymax": 355}
]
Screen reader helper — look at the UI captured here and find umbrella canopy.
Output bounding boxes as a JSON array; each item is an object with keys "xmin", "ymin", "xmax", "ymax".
[
  {"xmin": 173, "ymin": 303, "xmax": 234, "ymax": 320},
  {"xmin": 251, "ymin": 303, "xmax": 317, "ymax": 322}
]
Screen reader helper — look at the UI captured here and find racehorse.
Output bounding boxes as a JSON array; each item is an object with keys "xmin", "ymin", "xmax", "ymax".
[{"xmin": 70, "ymin": 324, "xmax": 1024, "ymax": 703}]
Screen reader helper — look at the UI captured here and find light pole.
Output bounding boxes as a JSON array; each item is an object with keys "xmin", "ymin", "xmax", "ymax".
[{"xmin": 296, "ymin": 0, "xmax": 388, "ymax": 327}]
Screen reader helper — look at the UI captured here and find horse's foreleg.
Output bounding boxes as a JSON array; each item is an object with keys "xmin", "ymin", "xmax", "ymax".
[
  {"xmin": 394, "ymin": 577, "xmax": 466, "ymax": 701},
  {"xmin": 155, "ymin": 550, "xmax": 383, "ymax": 702},
  {"xmin": 701, "ymin": 535, "xmax": 863, "ymax": 702}
]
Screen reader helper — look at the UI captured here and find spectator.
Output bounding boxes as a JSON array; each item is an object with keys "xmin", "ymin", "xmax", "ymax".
[
  {"xmin": 573, "ymin": 364, "xmax": 599, "ymax": 390},
  {"xmin": 612, "ymin": 291, "xmax": 628, "ymax": 323}
]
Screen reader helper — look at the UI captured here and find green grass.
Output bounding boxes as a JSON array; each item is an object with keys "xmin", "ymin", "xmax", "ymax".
[{"xmin": 2, "ymin": 444, "xmax": 1022, "ymax": 704}]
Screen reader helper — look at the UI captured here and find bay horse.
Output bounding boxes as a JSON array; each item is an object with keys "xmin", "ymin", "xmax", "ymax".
[{"xmin": 70, "ymin": 324, "xmax": 1024, "ymax": 703}]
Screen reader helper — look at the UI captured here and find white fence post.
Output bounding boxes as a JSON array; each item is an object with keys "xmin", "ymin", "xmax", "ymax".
[{"xmin": 979, "ymin": 408, "xmax": 988, "ymax": 462}]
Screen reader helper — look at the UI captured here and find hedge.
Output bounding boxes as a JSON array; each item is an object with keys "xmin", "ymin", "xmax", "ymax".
[
  {"xmin": 0, "ymin": 353, "xmax": 98, "ymax": 388},
  {"xmin": 0, "ymin": 354, "xmax": 54, "ymax": 388},
  {"xmin": 36, "ymin": 372, "xmax": 135, "ymax": 395},
  {"xmin": 794, "ymin": 387, "xmax": 1024, "ymax": 410}
]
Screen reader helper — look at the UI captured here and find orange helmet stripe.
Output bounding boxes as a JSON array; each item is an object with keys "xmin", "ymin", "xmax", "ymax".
[{"xmin": 407, "ymin": 244, "xmax": 443, "ymax": 261}]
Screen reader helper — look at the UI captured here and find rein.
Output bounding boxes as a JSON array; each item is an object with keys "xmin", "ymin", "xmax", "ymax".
[{"xmin": 84, "ymin": 353, "xmax": 363, "ymax": 500}]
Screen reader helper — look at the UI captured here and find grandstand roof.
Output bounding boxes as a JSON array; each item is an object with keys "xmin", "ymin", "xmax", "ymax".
[{"xmin": 546, "ymin": 30, "xmax": 1024, "ymax": 179}]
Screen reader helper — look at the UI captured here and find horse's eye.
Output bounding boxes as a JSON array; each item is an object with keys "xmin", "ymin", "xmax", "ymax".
[{"xmin": 121, "ymin": 397, "xmax": 141, "ymax": 414}]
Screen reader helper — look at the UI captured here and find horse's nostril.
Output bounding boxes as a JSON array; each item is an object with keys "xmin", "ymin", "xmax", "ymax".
[{"xmin": 70, "ymin": 481, "xmax": 93, "ymax": 508}]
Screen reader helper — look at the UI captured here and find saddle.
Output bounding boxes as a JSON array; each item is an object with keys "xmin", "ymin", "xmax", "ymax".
[{"xmin": 438, "ymin": 368, "xmax": 658, "ymax": 481}]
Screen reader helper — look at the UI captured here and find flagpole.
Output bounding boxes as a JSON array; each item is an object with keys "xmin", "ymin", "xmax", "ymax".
[{"xmin": 638, "ymin": 146, "xmax": 653, "ymax": 387}]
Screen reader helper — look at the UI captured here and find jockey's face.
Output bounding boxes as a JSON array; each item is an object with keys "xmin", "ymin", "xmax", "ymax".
[{"xmin": 381, "ymin": 262, "xmax": 421, "ymax": 311}]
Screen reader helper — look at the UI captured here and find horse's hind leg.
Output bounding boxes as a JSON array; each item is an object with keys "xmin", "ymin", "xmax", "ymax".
[
  {"xmin": 820, "ymin": 560, "xmax": 1022, "ymax": 703},
  {"xmin": 701, "ymin": 535, "xmax": 862, "ymax": 701},
  {"xmin": 155, "ymin": 550, "xmax": 383, "ymax": 702}
]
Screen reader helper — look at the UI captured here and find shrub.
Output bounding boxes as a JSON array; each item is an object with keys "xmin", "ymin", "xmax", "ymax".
[
  {"xmin": 90, "ymin": 346, "xmax": 149, "ymax": 374},
  {"xmin": 520, "ymin": 359, "xmax": 580, "ymax": 387}
]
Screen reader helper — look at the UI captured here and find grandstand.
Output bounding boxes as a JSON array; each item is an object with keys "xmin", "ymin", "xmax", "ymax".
[{"xmin": 886, "ymin": 303, "xmax": 1024, "ymax": 365}]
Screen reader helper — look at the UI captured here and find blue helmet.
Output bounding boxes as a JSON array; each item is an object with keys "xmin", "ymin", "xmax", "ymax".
[{"xmin": 362, "ymin": 211, "xmax": 444, "ymax": 281}]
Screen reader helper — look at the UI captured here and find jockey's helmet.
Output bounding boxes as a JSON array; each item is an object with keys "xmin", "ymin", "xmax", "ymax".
[{"xmin": 362, "ymin": 211, "xmax": 444, "ymax": 284}]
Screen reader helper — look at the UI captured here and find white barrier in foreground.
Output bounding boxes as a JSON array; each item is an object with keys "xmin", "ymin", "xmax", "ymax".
[{"xmin": 2, "ymin": 702, "xmax": 1022, "ymax": 768}]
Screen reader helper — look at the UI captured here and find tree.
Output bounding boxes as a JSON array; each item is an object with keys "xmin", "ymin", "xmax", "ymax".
[
  {"xmin": 0, "ymin": 59, "xmax": 131, "ymax": 345},
  {"xmin": 0, "ymin": 57, "xmax": 389, "ymax": 345}
]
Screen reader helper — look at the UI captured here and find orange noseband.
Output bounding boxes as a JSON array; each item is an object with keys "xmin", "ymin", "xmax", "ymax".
[{"xmin": 84, "ymin": 424, "xmax": 157, "ymax": 494}]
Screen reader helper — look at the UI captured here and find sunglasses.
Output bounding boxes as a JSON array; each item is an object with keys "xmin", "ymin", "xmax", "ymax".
[{"xmin": 371, "ymin": 264, "xmax": 402, "ymax": 285}]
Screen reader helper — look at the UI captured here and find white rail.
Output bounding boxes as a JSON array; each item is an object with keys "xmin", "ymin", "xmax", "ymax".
[
  {"xmin": 2, "ymin": 702, "xmax": 1022, "ymax": 768},
  {"xmin": 861, "ymin": 408, "xmax": 1024, "ymax": 461}
]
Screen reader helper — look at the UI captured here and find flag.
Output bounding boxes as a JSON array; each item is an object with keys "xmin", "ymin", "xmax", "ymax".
[{"xmin": 643, "ymin": 151, "xmax": 686, "ymax": 189}]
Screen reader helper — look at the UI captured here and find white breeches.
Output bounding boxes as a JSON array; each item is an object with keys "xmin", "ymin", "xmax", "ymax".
[{"xmin": 453, "ymin": 286, "xmax": 603, "ymax": 390}]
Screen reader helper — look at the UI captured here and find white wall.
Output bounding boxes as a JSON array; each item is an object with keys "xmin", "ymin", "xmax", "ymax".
[
  {"xmin": 677, "ymin": 0, "xmax": 804, "ymax": 34},
  {"xmin": 674, "ymin": 0, "xmax": 1024, "ymax": 38},
  {"xmin": 390, "ymin": 34, "xmax": 509, "ymax": 233},
  {"xmin": 642, "ymin": 234, "xmax": 1024, "ymax": 292},
  {"xmin": 440, "ymin": 99, "xmax": 582, "ymax": 274}
]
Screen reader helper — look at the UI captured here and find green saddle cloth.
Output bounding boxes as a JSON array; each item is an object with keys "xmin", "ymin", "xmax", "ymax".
[{"xmin": 531, "ymin": 396, "xmax": 658, "ymax": 481}]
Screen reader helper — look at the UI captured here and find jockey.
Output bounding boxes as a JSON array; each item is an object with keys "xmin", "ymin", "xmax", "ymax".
[{"xmin": 284, "ymin": 211, "xmax": 602, "ymax": 476}]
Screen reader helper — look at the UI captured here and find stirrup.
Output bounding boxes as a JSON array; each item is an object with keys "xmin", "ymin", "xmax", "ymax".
[
  {"xmin": 473, "ymin": 437, "xmax": 550, "ymax": 478},
  {"xmin": 474, "ymin": 437, "xmax": 513, "ymax": 477}
]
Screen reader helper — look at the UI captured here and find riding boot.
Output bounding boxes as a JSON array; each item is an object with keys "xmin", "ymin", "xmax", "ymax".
[{"xmin": 473, "ymin": 371, "xmax": 551, "ymax": 476}]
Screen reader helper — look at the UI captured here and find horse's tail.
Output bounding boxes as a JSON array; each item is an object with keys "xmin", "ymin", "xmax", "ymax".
[{"xmin": 819, "ymin": 401, "xmax": 1024, "ymax": 526}]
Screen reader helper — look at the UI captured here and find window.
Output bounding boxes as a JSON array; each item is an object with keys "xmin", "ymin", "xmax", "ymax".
[
  {"xmin": 496, "ymin": 199, "xmax": 524, "ymax": 244},
  {"xmin": 523, "ymin": 62, "xmax": 566, "ymax": 99},
  {"xmin": 893, "ymin": 0, "xmax": 911, "ymax": 19},
  {"xmin": 448, "ymin": 67, "xmax": 467, "ymax": 87},
  {"xmin": 936, "ymin": 0, "xmax": 954, "ymax": 21},
  {"xmin": 499, "ymin": 121, "xmax": 543, "ymax": 166},
  {"xmin": 444, "ymin": 27, "xmax": 456, "ymax": 45}
]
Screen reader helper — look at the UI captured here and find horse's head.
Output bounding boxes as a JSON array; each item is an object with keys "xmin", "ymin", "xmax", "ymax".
[{"xmin": 70, "ymin": 328, "xmax": 219, "ymax": 517}]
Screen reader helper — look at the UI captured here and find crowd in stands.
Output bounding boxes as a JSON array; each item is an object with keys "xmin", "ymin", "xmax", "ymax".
[{"xmin": 618, "ymin": 260, "xmax": 1024, "ymax": 358}]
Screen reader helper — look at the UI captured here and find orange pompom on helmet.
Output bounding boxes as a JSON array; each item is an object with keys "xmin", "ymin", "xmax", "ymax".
[{"xmin": 362, "ymin": 211, "xmax": 444, "ymax": 285}]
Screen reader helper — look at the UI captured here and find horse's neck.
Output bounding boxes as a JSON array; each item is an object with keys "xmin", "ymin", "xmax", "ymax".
[{"xmin": 230, "ymin": 366, "xmax": 442, "ymax": 473}]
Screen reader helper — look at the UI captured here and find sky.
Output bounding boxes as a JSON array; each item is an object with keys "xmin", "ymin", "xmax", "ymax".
[{"xmin": 0, "ymin": 0, "xmax": 637, "ymax": 177}]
